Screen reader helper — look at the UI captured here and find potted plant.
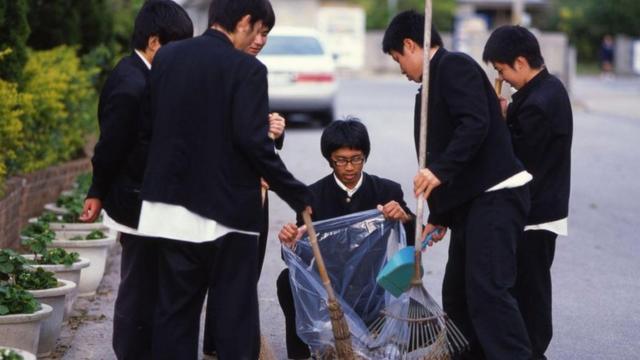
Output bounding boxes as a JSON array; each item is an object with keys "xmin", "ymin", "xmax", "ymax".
[
  {"xmin": 0, "ymin": 256, "xmax": 52, "ymax": 356},
  {"xmin": 49, "ymin": 230, "xmax": 115, "ymax": 297},
  {"xmin": 20, "ymin": 223, "xmax": 89, "ymax": 318},
  {"xmin": 0, "ymin": 347, "xmax": 37, "ymax": 360},
  {"xmin": 0, "ymin": 250, "xmax": 75, "ymax": 357},
  {"xmin": 0, "ymin": 284, "xmax": 52, "ymax": 355}
]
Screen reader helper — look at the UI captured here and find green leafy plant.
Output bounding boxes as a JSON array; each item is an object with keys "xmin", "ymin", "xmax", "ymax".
[
  {"xmin": 37, "ymin": 212, "xmax": 60, "ymax": 223},
  {"xmin": 0, "ymin": 249, "xmax": 26, "ymax": 284},
  {"xmin": 0, "ymin": 284, "xmax": 39, "ymax": 315},
  {"xmin": 0, "ymin": 348, "xmax": 25, "ymax": 360},
  {"xmin": 39, "ymin": 248, "xmax": 80, "ymax": 266},
  {"xmin": 15, "ymin": 267, "xmax": 57, "ymax": 290},
  {"xmin": 85, "ymin": 230, "xmax": 106, "ymax": 240},
  {"xmin": 21, "ymin": 222, "xmax": 55, "ymax": 259}
]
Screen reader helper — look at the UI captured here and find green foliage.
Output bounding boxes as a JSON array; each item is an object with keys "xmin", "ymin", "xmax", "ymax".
[
  {"xmin": 0, "ymin": 74, "xmax": 28, "ymax": 194},
  {"xmin": 37, "ymin": 212, "xmax": 59, "ymax": 224},
  {"xmin": 546, "ymin": 0, "xmax": 640, "ymax": 62},
  {"xmin": 56, "ymin": 194, "xmax": 84, "ymax": 217},
  {"xmin": 0, "ymin": 348, "xmax": 25, "ymax": 360},
  {"xmin": 85, "ymin": 230, "xmax": 106, "ymax": 240},
  {"xmin": 349, "ymin": 0, "xmax": 456, "ymax": 31},
  {"xmin": 0, "ymin": 284, "xmax": 39, "ymax": 315},
  {"xmin": 16, "ymin": 46, "xmax": 98, "ymax": 173},
  {"xmin": 21, "ymin": 221, "xmax": 55, "ymax": 262},
  {"xmin": 0, "ymin": 0, "xmax": 29, "ymax": 83},
  {"xmin": 16, "ymin": 267, "xmax": 57, "ymax": 290},
  {"xmin": 39, "ymin": 248, "xmax": 80, "ymax": 266},
  {"xmin": 27, "ymin": 0, "xmax": 113, "ymax": 55},
  {"xmin": 74, "ymin": 173, "xmax": 92, "ymax": 195},
  {"xmin": 0, "ymin": 249, "xmax": 27, "ymax": 283}
]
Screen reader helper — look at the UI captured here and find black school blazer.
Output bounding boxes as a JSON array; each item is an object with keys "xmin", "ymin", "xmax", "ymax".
[
  {"xmin": 414, "ymin": 48, "xmax": 525, "ymax": 225},
  {"xmin": 141, "ymin": 29, "xmax": 310, "ymax": 233},
  {"xmin": 87, "ymin": 53, "xmax": 150, "ymax": 227},
  {"xmin": 507, "ymin": 68, "xmax": 572, "ymax": 225}
]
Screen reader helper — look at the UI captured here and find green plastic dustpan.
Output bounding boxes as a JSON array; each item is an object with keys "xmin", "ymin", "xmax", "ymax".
[{"xmin": 377, "ymin": 246, "xmax": 422, "ymax": 297}]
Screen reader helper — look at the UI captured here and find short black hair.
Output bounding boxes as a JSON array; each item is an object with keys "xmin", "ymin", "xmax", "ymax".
[
  {"xmin": 383, "ymin": 10, "xmax": 443, "ymax": 54},
  {"xmin": 320, "ymin": 117, "xmax": 371, "ymax": 164},
  {"xmin": 131, "ymin": 0, "xmax": 194, "ymax": 51},
  {"xmin": 208, "ymin": 0, "xmax": 269, "ymax": 31},
  {"xmin": 263, "ymin": 1, "xmax": 275, "ymax": 30},
  {"xmin": 482, "ymin": 25, "xmax": 545, "ymax": 69}
]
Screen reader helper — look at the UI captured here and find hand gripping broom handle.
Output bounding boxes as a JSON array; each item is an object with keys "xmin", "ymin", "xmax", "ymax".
[{"xmin": 414, "ymin": 0, "xmax": 434, "ymax": 283}]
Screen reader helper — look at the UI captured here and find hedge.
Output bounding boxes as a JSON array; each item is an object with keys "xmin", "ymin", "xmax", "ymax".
[{"xmin": 0, "ymin": 46, "xmax": 98, "ymax": 196}]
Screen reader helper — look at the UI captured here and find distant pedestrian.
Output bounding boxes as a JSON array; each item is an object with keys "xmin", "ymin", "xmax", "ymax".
[
  {"xmin": 484, "ymin": 25, "xmax": 573, "ymax": 360},
  {"xmin": 599, "ymin": 35, "xmax": 615, "ymax": 78}
]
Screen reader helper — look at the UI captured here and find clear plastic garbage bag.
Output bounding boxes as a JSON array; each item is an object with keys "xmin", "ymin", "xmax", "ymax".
[{"xmin": 282, "ymin": 209, "xmax": 408, "ymax": 355}]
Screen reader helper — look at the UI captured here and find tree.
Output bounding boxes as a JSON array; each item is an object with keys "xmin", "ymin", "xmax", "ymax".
[
  {"xmin": 27, "ymin": 0, "xmax": 113, "ymax": 54},
  {"xmin": 0, "ymin": 0, "xmax": 30, "ymax": 83},
  {"xmin": 545, "ymin": 0, "xmax": 640, "ymax": 62},
  {"xmin": 349, "ymin": 0, "xmax": 456, "ymax": 31}
]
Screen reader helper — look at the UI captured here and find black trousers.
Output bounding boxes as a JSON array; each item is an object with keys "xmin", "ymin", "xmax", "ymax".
[
  {"xmin": 442, "ymin": 186, "xmax": 532, "ymax": 360},
  {"xmin": 276, "ymin": 268, "xmax": 311, "ymax": 359},
  {"xmin": 514, "ymin": 229, "xmax": 557, "ymax": 360},
  {"xmin": 151, "ymin": 233, "xmax": 260, "ymax": 360},
  {"xmin": 203, "ymin": 198, "xmax": 269, "ymax": 354},
  {"xmin": 112, "ymin": 233, "xmax": 159, "ymax": 360}
]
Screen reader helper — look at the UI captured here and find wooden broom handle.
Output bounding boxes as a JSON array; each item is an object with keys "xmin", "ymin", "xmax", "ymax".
[
  {"xmin": 414, "ymin": 0, "xmax": 433, "ymax": 280},
  {"xmin": 302, "ymin": 210, "xmax": 337, "ymax": 301},
  {"xmin": 494, "ymin": 78, "xmax": 503, "ymax": 96}
]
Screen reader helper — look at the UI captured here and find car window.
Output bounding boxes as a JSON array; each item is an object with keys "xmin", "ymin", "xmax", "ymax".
[{"xmin": 261, "ymin": 36, "xmax": 324, "ymax": 56}]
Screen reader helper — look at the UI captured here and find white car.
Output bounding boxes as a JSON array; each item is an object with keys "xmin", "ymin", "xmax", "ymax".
[{"xmin": 258, "ymin": 27, "xmax": 337, "ymax": 125}]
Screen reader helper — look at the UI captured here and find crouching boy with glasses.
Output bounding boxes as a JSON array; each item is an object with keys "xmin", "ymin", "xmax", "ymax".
[{"xmin": 276, "ymin": 117, "xmax": 415, "ymax": 359}]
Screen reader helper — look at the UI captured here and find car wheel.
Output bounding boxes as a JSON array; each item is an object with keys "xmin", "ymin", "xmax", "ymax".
[{"xmin": 317, "ymin": 108, "xmax": 334, "ymax": 126}]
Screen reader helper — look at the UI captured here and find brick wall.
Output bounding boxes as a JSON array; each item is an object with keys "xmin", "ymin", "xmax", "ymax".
[{"xmin": 0, "ymin": 158, "xmax": 91, "ymax": 249}]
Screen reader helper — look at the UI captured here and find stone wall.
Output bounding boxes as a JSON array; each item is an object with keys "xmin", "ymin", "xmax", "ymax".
[{"xmin": 0, "ymin": 159, "xmax": 91, "ymax": 249}]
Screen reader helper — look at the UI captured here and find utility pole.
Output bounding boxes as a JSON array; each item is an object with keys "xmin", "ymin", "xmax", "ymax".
[{"xmin": 512, "ymin": 0, "xmax": 525, "ymax": 25}]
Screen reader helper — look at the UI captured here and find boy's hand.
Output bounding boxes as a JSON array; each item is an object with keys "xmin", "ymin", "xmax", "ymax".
[
  {"xmin": 268, "ymin": 112, "xmax": 286, "ymax": 140},
  {"xmin": 278, "ymin": 223, "xmax": 306, "ymax": 247},
  {"xmin": 79, "ymin": 198, "xmax": 102, "ymax": 223},
  {"xmin": 377, "ymin": 201, "xmax": 409, "ymax": 222},
  {"xmin": 499, "ymin": 96, "xmax": 508, "ymax": 119},
  {"xmin": 421, "ymin": 223, "xmax": 447, "ymax": 247},
  {"xmin": 414, "ymin": 168, "xmax": 442, "ymax": 200}
]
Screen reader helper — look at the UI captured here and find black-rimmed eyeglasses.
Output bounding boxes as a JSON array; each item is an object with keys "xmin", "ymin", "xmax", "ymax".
[{"xmin": 332, "ymin": 156, "xmax": 365, "ymax": 167}]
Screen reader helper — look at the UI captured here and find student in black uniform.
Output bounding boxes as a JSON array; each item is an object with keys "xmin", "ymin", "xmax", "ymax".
[
  {"xmin": 483, "ymin": 25, "xmax": 573, "ymax": 360},
  {"xmin": 383, "ymin": 10, "xmax": 532, "ymax": 360},
  {"xmin": 276, "ymin": 118, "xmax": 415, "ymax": 360},
  {"xmin": 79, "ymin": 2, "xmax": 193, "ymax": 358},
  {"xmin": 202, "ymin": 3, "xmax": 282, "ymax": 357}
]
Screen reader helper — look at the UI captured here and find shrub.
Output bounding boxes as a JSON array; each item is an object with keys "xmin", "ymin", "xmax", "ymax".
[
  {"xmin": 0, "ymin": 75, "xmax": 28, "ymax": 196},
  {"xmin": 17, "ymin": 46, "xmax": 98, "ymax": 173},
  {"xmin": 0, "ymin": 0, "xmax": 29, "ymax": 83}
]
